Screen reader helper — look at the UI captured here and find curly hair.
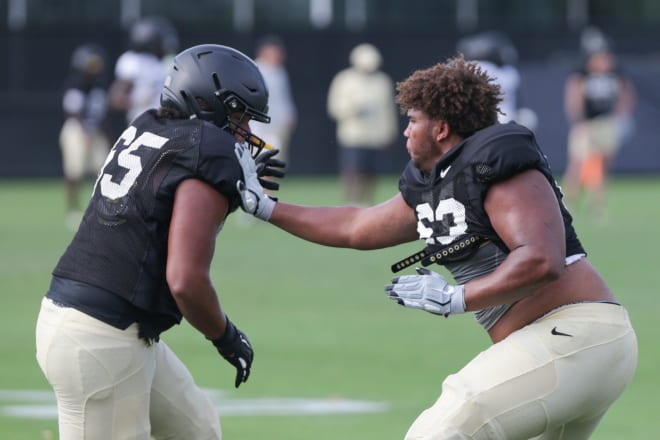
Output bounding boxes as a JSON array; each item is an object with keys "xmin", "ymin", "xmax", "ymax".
[{"xmin": 395, "ymin": 55, "xmax": 502, "ymax": 137}]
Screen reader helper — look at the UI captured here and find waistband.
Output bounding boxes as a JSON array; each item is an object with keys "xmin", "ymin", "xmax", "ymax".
[
  {"xmin": 42, "ymin": 297, "xmax": 141, "ymax": 340},
  {"xmin": 536, "ymin": 300, "xmax": 627, "ymax": 324},
  {"xmin": 46, "ymin": 276, "xmax": 142, "ymax": 330}
]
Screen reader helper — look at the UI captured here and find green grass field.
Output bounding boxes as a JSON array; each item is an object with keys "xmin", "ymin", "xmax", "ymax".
[{"xmin": 1, "ymin": 175, "xmax": 658, "ymax": 439}]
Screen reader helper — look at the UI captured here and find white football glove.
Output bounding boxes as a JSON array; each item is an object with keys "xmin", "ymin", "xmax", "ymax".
[
  {"xmin": 234, "ymin": 143, "xmax": 276, "ymax": 221},
  {"xmin": 385, "ymin": 267, "xmax": 466, "ymax": 317}
]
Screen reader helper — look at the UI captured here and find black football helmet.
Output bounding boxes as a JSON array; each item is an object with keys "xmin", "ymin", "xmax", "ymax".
[
  {"xmin": 70, "ymin": 43, "xmax": 107, "ymax": 76},
  {"xmin": 457, "ymin": 31, "xmax": 518, "ymax": 67},
  {"xmin": 129, "ymin": 16, "xmax": 178, "ymax": 57},
  {"xmin": 161, "ymin": 44, "xmax": 271, "ymax": 157}
]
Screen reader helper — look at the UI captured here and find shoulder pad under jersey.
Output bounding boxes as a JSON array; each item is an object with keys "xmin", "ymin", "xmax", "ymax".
[
  {"xmin": 196, "ymin": 123, "xmax": 244, "ymax": 212},
  {"xmin": 462, "ymin": 122, "xmax": 545, "ymax": 184}
]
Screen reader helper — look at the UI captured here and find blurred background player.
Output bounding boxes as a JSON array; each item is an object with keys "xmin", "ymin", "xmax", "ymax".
[
  {"xmin": 237, "ymin": 34, "xmax": 297, "ymax": 227},
  {"xmin": 562, "ymin": 27, "xmax": 636, "ymax": 218},
  {"xmin": 108, "ymin": 16, "xmax": 179, "ymax": 125},
  {"xmin": 250, "ymin": 34, "xmax": 297, "ymax": 164},
  {"xmin": 59, "ymin": 43, "xmax": 111, "ymax": 230},
  {"xmin": 156, "ymin": 16, "xmax": 180, "ymax": 70},
  {"xmin": 327, "ymin": 43, "xmax": 398, "ymax": 206},
  {"xmin": 457, "ymin": 31, "xmax": 538, "ymax": 131}
]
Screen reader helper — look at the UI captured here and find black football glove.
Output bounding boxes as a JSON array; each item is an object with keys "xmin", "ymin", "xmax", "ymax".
[
  {"xmin": 255, "ymin": 148, "xmax": 286, "ymax": 191},
  {"xmin": 211, "ymin": 318, "xmax": 254, "ymax": 388}
]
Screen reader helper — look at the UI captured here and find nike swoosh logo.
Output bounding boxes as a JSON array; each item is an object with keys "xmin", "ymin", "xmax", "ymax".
[
  {"xmin": 551, "ymin": 326, "xmax": 573, "ymax": 337},
  {"xmin": 440, "ymin": 166, "xmax": 451, "ymax": 178},
  {"xmin": 243, "ymin": 83, "xmax": 258, "ymax": 92},
  {"xmin": 427, "ymin": 298, "xmax": 450, "ymax": 307}
]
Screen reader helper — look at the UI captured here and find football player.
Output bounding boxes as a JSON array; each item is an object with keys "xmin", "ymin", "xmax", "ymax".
[
  {"xmin": 59, "ymin": 43, "xmax": 111, "ymax": 229},
  {"xmin": 108, "ymin": 16, "xmax": 178, "ymax": 124},
  {"xmin": 235, "ymin": 55, "xmax": 638, "ymax": 439},
  {"xmin": 36, "ymin": 44, "xmax": 284, "ymax": 439},
  {"xmin": 562, "ymin": 30, "xmax": 636, "ymax": 219}
]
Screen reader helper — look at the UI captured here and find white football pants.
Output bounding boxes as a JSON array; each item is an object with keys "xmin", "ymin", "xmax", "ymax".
[
  {"xmin": 405, "ymin": 302, "xmax": 638, "ymax": 440},
  {"xmin": 36, "ymin": 297, "xmax": 222, "ymax": 440}
]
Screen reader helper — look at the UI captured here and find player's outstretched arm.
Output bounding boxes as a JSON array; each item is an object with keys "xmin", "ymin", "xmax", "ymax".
[{"xmin": 234, "ymin": 143, "xmax": 418, "ymax": 250}]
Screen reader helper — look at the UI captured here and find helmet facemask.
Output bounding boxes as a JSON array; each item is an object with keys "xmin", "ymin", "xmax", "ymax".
[
  {"xmin": 215, "ymin": 91, "xmax": 271, "ymax": 158},
  {"xmin": 228, "ymin": 118, "xmax": 269, "ymax": 158}
]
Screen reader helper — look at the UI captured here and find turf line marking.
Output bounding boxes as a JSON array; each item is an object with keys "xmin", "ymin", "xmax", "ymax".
[{"xmin": 0, "ymin": 389, "xmax": 389, "ymax": 419}]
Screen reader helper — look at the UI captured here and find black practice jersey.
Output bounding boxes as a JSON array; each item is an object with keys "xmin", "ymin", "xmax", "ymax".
[
  {"xmin": 582, "ymin": 71, "xmax": 623, "ymax": 119},
  {"xmin": 62, "ymin": 70, "xmax": 108, "ymax": 129},
  {"xmin": 53, "ymin": 110, "xmax": 244, "ymax": 333},
  {"xmin": 399, "ymin": 122, "xmax": 585, "ymax": 262}
]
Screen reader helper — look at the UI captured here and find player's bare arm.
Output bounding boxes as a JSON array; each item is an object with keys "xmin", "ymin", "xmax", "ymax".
[
  {"xmin": 234, "ymin": 143, "xmax": 418, "ymax": 249},
  {"xmin": 269, "ymin": 192, "xmax": 419, "ymax": 250},
  {"xmin": 167, "ymin": 178, "xmax": 229, "ymax": 340},
  {"xmin": 463, "ymin": 169, "xmax": 566, "ymax": 312}
]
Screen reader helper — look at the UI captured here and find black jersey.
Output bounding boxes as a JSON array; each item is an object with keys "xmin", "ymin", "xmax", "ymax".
[
  {"xmin": 62, "ymin": 70, "xmax": 108, "ymax": 128},
  {"xmin": 399, "ymin": 122, "xmax": 585, "ymax": 262},
  {"xmin": 52, "ymin": 110, "xmax": 244, "ymax": 334},
  {"xmin": 581, "ymin": 71, "xmax": 623, "ymax": 119}
]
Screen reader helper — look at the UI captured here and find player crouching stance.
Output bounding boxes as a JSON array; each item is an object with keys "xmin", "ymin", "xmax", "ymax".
[{"xmin": 234, "ymin": 55, "xmax": 638, "ymax": 439}]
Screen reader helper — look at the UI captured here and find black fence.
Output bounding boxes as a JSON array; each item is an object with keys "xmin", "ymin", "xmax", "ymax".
[{"xmin": 1, "ymin": 25, "xmax": 659, "ymax": 178}]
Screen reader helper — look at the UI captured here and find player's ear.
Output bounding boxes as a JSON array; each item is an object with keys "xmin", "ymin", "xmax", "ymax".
[{"xmin": 434, "ymin": 120, "xmax": 450, "ymax": 142}]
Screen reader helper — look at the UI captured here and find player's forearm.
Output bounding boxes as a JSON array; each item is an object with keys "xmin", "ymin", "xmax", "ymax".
[
  {"xmin": 269, "ymin": 202, "xmax": 361, "ymax": 248},
  {"xmin": 464, "ymin": 245, "xmax": 563, "ymax": 311},
  {"xmin": 170, "ymin": 276, "xmax": 227, "ymax": 340}
]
